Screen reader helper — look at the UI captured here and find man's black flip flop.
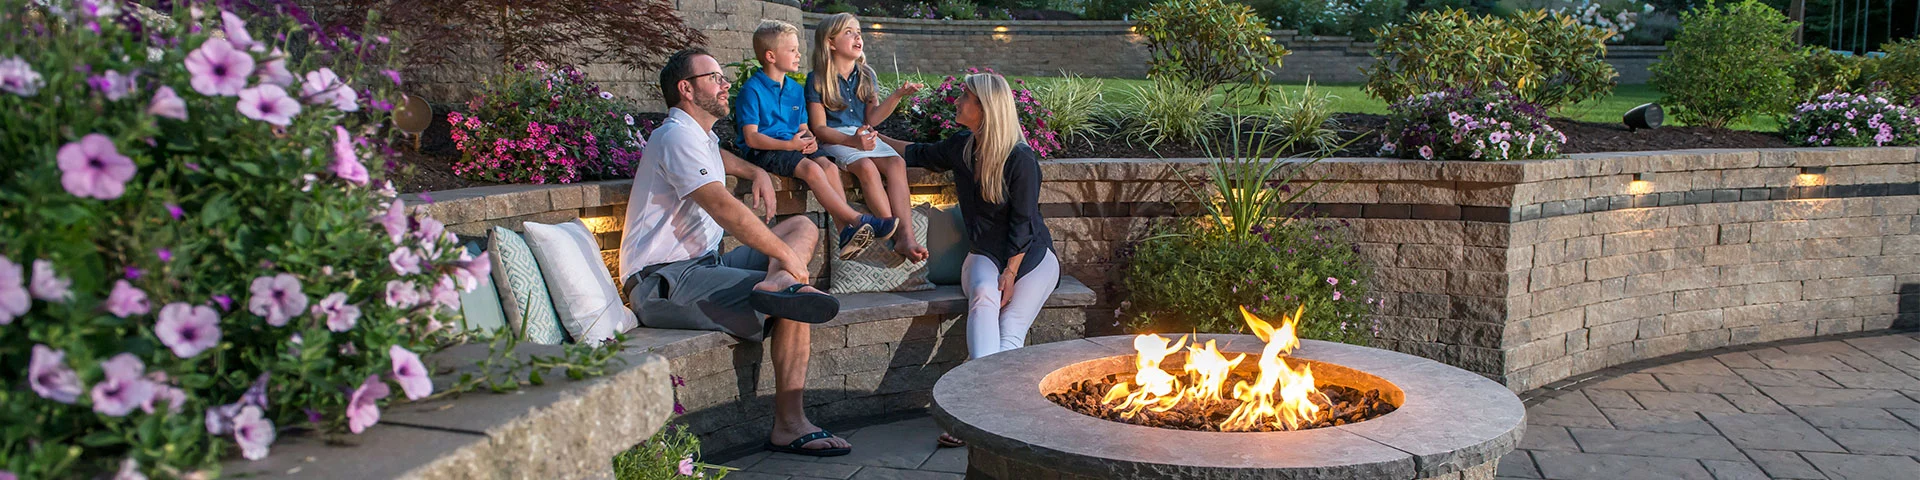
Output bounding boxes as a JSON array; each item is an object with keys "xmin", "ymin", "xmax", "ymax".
[
  {"xmin": 748, "ymin": 283, "xmax": 839, "ymax": 324},
  {"xmin": 764, "ymin": 430, "xmax": 850, "ymax": 457}
]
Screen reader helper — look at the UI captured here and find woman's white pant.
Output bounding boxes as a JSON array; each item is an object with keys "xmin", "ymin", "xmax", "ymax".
[{"xmin": 961, "ymin": 249, "xmax": 1061, "ymax": 359}]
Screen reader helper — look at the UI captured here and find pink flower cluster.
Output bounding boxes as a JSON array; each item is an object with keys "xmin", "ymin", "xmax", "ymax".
[
  {"xmin": 1382, "ymin": 87, "xmax": 1563, "ymax": 161},
  {"xmin": 1786, "ymin": 91, "xmax": 1920, "ymax": 147},
  {"xmin": 904, "ymin": 67, "xmax": 1063, "ymax": 158},
  {"xmin": 446, "ymin": 64, "xmax": 645, "ymax": 184}
]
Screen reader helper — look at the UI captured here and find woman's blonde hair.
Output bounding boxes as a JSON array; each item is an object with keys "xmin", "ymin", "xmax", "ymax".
[
  {"xmin": 963, "ymin": 73, "xmax": 1024, "ymax": 205},
  {"xmin": 810, "ymin": 13, "xmax": 878, "ymax": 112}
]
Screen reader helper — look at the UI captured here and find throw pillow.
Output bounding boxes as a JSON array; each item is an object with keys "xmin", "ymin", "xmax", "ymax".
[
  {"xmin": 489, "ymin": 226, "xmax": 568, "ymax": 345},
  {"xmin": 456, "ymin": 240, "xmax": 507, "ymax": 335},
  {"xmin": 521, "ymin": 220, "xmax": 640, "ymax": 344},
  {"xmin": 830, "ymin": 206, "xmax": 935, "ymax": 294},
  {"xmin": 925, "ymin": 204, "xmax": 971, "ymax": 285}
]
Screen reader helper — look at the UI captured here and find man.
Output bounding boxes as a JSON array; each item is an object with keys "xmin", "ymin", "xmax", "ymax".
[{"xmin": 620, "ymin": 48, "xmax": 852, "ymax": 456}]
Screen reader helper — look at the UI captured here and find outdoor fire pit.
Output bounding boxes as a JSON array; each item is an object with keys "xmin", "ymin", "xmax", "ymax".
[{"xmin": 932, "ymin": 308, "xmax": 1524, "ymax": 480}]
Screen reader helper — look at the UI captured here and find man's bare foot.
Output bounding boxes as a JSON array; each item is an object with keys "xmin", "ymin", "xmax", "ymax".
[
  {"xmin": 936, "ymin": 432, "xmax": 966, "ymax": 448},
  {"xmin": 770, "ymin": 421, "xmax": 852, "ymax": 451},
  {"xmin": 893, "ymin": 238, "xmax": 930, "ymax": 262}
]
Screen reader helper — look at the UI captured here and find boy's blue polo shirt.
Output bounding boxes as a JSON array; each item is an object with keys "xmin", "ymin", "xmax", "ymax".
[{"xmin": 733, "ymin": 71, "xmax": 806, "ymax": 152}]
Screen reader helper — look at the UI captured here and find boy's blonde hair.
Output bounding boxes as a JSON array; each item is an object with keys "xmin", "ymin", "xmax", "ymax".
[
  {"xmin": 752, "ymin": 20, "xmax": 800, "ymax": 66},
  {"xmin": 811, "ymin": 13, "xmax": 878, "ymax": 111}
]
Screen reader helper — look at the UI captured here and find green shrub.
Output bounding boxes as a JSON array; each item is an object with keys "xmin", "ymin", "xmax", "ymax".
[
  {"xmin": 1263, "ymin": 82, "xmax": 1344, "ymax": 154},
  {"xmin": 1347, "ymin": 0, "xmax": 1411, "ymax": 41},
  {"xmin": 1084, "ymin": 0, "xmax": 1155, "ymax": 19},
  {"xmin": 937, "ymin": 0, "xmax": 982, "ymax": 19},
  {"xmin": 822, "ymin": 0, "xmax": 860, "ymax": 14},
  {"xmin": 1133, "ymin": 0, "xmax": 1291, "ymax": 103},
  {"xmin": 1648, "ymin": 0, "xmax": 1799, "ymax": 128},
  {"xmin": 1363, "ymin": 8, "xmax": 1538, "ymax": 104},
  {"xmin": 1035, "ymin": 73, "xmax": 1110, "ymax": 145},
  {"xmin": 1252, "ymin": 0, "xmax": 1406, "ymax": 40},
  {"xmin": 1123, "ymin": 76, "xmax": 1219, "ymax": 148},
  {"xmin": 613, "ymin": 425, "xmax": 734, "ymax": 479},
  {"xmin": 1364, "ymin": 8, "xmax": 1616, "ymax": 111},
  {"xmin": 1870, "ymin": 39, "xmax": 1920, "ymax": 101},
  {"xmin": 1789, "ymin": 47, "xmax": 1865, "ymax": 99}
]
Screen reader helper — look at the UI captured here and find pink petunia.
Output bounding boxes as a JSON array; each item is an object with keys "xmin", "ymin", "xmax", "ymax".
[
  {"xmin": 247, "ymin": 273, "xmax": 307, "ymax": 326},
  {"xmin": 147, "ymin": 85, "xmax": 187, "ymax": 120},
  {"xmin": 184, "ymin": 38, "xmax": 254, "ymax": 96},
  {"xmin": 330, "ymin": 126, "xmax": 369, "ymax": 185},
  {"xmin": 679, "ymin": 457, "xmax": 696, "ymax": 476},
  {"xmin": 237, "ymin": 85, "xmax": 300, "ymax": 126},
  {"xmin": 0, "ymin": 255, "xmax": 27, "ymax": 324},
  {"xmin": 388, "ymin": 246, "xmax": 421, "ymax": 275},
  {"xmin": 346, "ymin": 374, "xmax": 389, "ymax": 434},
  {"xmin": 0, "ymin": 56, "xmax": 44, "ymax": 97},
  {"xmin": 220, "ymin": 10, "xmax": 262, "ymax": 52},
  {"xmin": 143, "ymin": 383, "xmax": 187, "ymax": 415},
  {"xmin": 89, "ymin": 70, "xmax": 137, "ymax": 101},
  {"xmin": 105, "ymin": 280, "xmax": 150, "ymax": 317},
  {"xmin": 385, "ymin": 280, "xmax": 420, "ymax": 309},
  {"xmin": 257, "ymin": 49, "xmax": 293, "ymax": 87},
  {"xmin": 312, "ymin": 292, "xmax": 360, "ymax": 332},
  {"xmin": 300, "ymin": 68, "xmax": 359, "ymax": 112},
  {"xmin": 379, "ymin": 199, "xmax": 408, "ymax": 243},
  {"xmin": 1326, "ymin": 277, "xmax": 1339, "ymax": 286},
  {"xmin": 156, "ymin": 302, "xmax": 222, "ymax": 358},
  {"xmin": 29, "ymin": 344, "xmax": 84, "ymax": 403},
  {"xmin": 57, "ymin": 133, "xmax": 137, "ymax": 200},
  {"xmin": 92, "ymin": 353, "xmax": 156, "ymax": 417},
  {"xmin": 428, "ymin": 275, "xmax": 459, "ymax": 312},
  {"xmin": 389, "ymin": 345, "xmax": 432, "ymax": 400},
  {"xmin": 232, "ymin": 405, "xmax": 275, "ymax": 460},
  {"xmin": 1333, "ymin": 291, "xmax": 1344, "ymax": 301},
  {"xmin": 453, "ymin": 251, "xmax": 491, "ymax": 292},
  {"xmin": 29, "ymin": 259, "xmax": 71, "ymax": 303}
]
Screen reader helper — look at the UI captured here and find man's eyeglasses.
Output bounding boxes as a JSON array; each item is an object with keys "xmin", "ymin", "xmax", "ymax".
[{"xmin": 683, "ymin": 71, "xmax": 728, "ymax": 86}]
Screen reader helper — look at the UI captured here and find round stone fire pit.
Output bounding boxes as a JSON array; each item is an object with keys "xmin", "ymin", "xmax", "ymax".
[{"xmin": 932, "ymin": 334, "xmax": 1525, "ymax": 480}]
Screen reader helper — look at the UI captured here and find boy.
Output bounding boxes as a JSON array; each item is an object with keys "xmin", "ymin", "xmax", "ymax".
[{"xmin": 734, "ymin": 20, "xmax": 891, "ymax": 259}]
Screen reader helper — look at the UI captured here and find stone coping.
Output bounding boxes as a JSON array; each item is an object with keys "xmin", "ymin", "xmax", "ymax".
[{"xmin": 931, "ymin": 335, "xmax": 1525, "ymax": 480}]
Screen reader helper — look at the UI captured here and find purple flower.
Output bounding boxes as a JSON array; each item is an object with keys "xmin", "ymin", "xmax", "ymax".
[
  {"xmin": 414, "ymin": 216, "xmax": 446, "ymax": 244},
  {"xmin": 1326, "ymin": 277, "xmax": 1339, "ymax": 286},
  {"xmin": 300, "ymin": 68, "xmax": 358, "ymax": 112},
  {"xmin": 30, "ymin": 259, "xmax": 71, "ymax": 303},
  {"xmin": 89, "ymin": 69, "xmax": 137, "ymax": 100},
  {"xmin": 0, "ymin": 56, "xmax": 44, "ymax": 96},
  {"xmin": 389, "ymin": 345, "xmax": 432, "ymax": 400},
  {"xmin": 156, "ymin": 302, "xmax": 222, "ymax": 358},
  {"xmin": 385, "ymin": 280, "xmax": 419, "ymax": 308},
  {"xmin": 205, "ymin": 402, "xmax": 242, "ymax": 435},
  {"xmin": 313, "ymin": 292, "xmax": 360, "ymax": 332},
  {"xmin": 0, "ymin": 256, "xmax": 27, "ymax": 324},
  {"xmin": 184, "ymin": 38, "xmax": 254, "ymax": 96},
  {"xmin": 428, "ymin": 275, "xmax": 459, "ymax": 312},
  {"xmin": 678, "ymin": 457, "xmax": 696, "ymax": 476},
  {"xmin": 156, "ymin": 248, "xmax": 172, "ymax": 262},
  {"xmin": 113, "ymin": 457, "xmax": 145, "ymax": 480},
  {"xmin": 57, "ymin": 133, "xmax": 137, "ymax": 200},
  {"xmin": 242, "ymin": 373, "xmax": 270, "ymax": 410},
  {"xmin": 382, "ymin": 69, "xmax": 402, "ymax": 86},
  {"xmin": 143, "ymin": 383, "xmax": 187, "ymax": 414},
  {"xmin": 1418, "ymin": 145, "xmax": 1434, "ymax": 160},
  {"xmin": 330, "ymin": 126, "xmax": 369, "ymax": 185},
  {"xmin": 388, "ymin": 246, "xmax": 421, "ymax": 275},
  {"xmin": 237, "ymin": 85, "xmax": 300, "ymax": 126},
  {"xmin": 92, "ymin": 353, "xmax": 156, "ymax": 416},
  {"xmin": 257, "ymin": 49, "xmax": 293, "ymax": 87},
  {"xmin": 220, "ymin": 11, "xmax": 262, "ymax": 52},
  {"xmin": 232, "ymin": 405, "xmax": 275, "ymax": 460},
  {"xmin": 452, "ymin": 251, "xmax": 491, "ymax": 292},
  {"xmin": 29, "ymin": 344, "xmax": 84, "ymax": 403},
  {"xmin": 147, "ymin": 85, "xmax": 187, "ymax": 120},
  {"xmin": 165, "ymin": 202, "xmax": 184, "ymax": 220},
  {"xmin": 1333, "ymin": 291, "xmax": 1344, "ymax": 301},
  {"xmin": 105, "ymin": 280, "xmax": 150, "ymax": 317},
  {"xmin": 347, "ymin": 375, "xmax": 389, "ymax": 433},
  {"xmin": 212, "ymin": 293, "xmax": 233, "ymax": 311},
  {"xmin": 380, "ymin": 199, "xmax": 408, "ymax": 243},
  {"xmin": 247, "ymin": 273, "xmax": 307, "ymax": 326}
]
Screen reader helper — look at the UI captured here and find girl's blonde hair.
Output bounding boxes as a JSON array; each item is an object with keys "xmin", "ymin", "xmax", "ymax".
[
  {"xmin": 963, "ymin": 73, "xmax": 1024, "ymax": 205},
  {"xmin": 811, "ymin": 13, "xmax": 878, "ymax": 112}
]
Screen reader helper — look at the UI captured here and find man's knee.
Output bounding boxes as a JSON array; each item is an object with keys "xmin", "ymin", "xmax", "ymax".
[{"xmin": 776, "ymin": 215, "xmax": 818, "ymax": 238}]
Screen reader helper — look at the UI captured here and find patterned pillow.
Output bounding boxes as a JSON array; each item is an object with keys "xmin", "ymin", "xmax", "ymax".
[
  {"xmin": 829, "ymin": 206, "xmax": 935, "ymax": 294},
  {"xmin": 488, "ymin": 226, "xmax": 568, "ymax": 345}
]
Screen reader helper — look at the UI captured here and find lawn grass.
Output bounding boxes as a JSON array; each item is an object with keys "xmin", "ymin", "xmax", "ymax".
[{"xmin": 879, "ymin": 74, "xmax": 1781, "ymax": 132}]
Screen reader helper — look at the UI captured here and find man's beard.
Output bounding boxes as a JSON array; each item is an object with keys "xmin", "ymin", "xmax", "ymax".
[{"xmin": 692, "ymin": 90, "xmax": 728, "ymax": 118}]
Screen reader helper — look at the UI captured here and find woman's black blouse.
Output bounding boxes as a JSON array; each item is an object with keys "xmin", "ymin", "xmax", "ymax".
[{"xmin": 903, "ymin": 131, "xmax": 1053, "ymax": 279}]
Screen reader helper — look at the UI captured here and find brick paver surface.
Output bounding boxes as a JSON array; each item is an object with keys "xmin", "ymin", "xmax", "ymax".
[{"xmin": 719, "ymin": 332, "xmax": 1920, "ymax": 480}]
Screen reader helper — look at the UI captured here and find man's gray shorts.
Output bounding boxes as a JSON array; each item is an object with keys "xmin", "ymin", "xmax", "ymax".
[{"xmin": 622, "ymin": 247, "xmax": 774, "ymax": 342}]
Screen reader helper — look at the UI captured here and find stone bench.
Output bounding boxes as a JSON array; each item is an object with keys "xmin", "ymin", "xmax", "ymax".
[{"xmin": 223, "ymin": 277, "xmax": 1094, "ymax": 478}]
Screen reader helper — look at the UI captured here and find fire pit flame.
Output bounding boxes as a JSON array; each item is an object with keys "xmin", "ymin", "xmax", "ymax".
[{"xmin": 1102, "ymin": 306, "xmax": 1328, "ymax": 431}]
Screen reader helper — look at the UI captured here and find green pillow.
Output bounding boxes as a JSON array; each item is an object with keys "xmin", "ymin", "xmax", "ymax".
[
  {"xmin": 455, "ymin": 241, "xmax": 506, "ymax": 335},
  {"xmin": 829, "ymin": 206, "xmax": 935, "ymax": 294},
  {"xmin": 488, "ymin": 227, "xmax": 568, "ymax": 345},
  {"xmin": 925, "ymin": 204, "xmax": 970, "ymax": 285}
]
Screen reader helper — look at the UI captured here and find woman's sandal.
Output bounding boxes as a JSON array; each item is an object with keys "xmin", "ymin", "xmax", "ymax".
[
  {"xmin": 765, "ymin": 430, "xmax": 851, "ymax": 457},
  {"xmin": 936, "ymin": 432, "xmax": 967, "ymax": 448},
  {"xmin": 748, "ymin": 283, "xmax": 840, "ymax": 324}
]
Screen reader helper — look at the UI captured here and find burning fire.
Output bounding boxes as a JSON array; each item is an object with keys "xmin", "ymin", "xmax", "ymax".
[{"xmin": 1100, "ymin": 306, "xmax": 1326, "ymax": 431}]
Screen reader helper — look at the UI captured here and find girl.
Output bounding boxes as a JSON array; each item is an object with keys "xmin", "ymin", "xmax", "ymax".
[
  {"xmin": 807, "ymin": 13, "xmax": 929, "ymax": 261},
  {"xmin": 879, "ymin": 73, "xmax": 1058, "ymax": 449}
]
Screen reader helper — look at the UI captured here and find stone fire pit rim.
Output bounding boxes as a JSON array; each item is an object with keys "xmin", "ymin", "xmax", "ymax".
[{"xmin": 931, "ymin": 335, "xmax": 1525, "ymax": 480}]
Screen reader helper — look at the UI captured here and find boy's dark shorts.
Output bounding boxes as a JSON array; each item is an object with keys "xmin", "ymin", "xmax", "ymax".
[{"xmin": 743, "ymin": 148, "xmax": 830, "ymax": 178}]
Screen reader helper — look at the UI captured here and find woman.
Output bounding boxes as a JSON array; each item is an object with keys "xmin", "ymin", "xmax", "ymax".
[{"xmin": 879, "ymin": 73, "xmax": 1059, "ymax": 448}]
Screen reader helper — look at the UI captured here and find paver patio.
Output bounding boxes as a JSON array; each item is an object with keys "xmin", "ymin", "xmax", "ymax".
[{"xmin": 713, "ymin": 331, "xmax": 1920, "ymax": 479}]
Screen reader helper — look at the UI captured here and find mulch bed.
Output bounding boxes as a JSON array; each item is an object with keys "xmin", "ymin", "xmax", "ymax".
[{"xmin": 390, "ymin": 109, "xmax": 1797, "ymax": 194}]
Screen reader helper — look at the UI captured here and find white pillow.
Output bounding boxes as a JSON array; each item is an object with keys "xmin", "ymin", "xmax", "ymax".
[{"xmin": 520, "ymin": 220, "xmax": 638, "ymax": 344}]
